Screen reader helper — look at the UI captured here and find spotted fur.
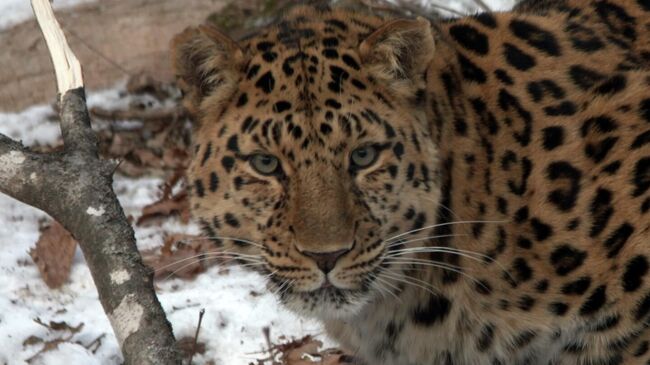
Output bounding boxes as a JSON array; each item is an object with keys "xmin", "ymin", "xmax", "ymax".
[{"xmin": 173, "ymin": 1, "xmax": 650, "ymax": 364}]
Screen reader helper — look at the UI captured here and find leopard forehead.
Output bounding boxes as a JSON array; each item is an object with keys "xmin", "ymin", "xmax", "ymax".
[
  {"xmin": 191, "ymin": 7, "xmax": 431, "ymax": 166},
  {"xmin": 186, "ymin": 10, "xmax": 439, "ymax": 237}
]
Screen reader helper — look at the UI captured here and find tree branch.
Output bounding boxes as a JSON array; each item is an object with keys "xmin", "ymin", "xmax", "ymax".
[{"xmin": 0, "ymin": 1, "xmax": 181, "ymax": 363}]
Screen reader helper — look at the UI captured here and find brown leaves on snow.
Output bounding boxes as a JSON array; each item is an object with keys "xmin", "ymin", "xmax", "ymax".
[
  {"xmin": 30, "ymin": 221, "xmax": 77, "ymax": 289},
  {"xmin": 23, "ymin": 319, "xmax": 104, "ymax": 363},
  {"xmin": 137, "ymin": 190, "xmax": 190, "ymax": 226},
  {"xmin": 91, "ymin": 73, "xmax": 192, "ymax": 177},
  {"xmin": 137, "ymin": 168, "xmax": 191, "ymax": 226},
  {"xmin": 252, "ymin": 329, "xmax": 353, "ymax": 365}
]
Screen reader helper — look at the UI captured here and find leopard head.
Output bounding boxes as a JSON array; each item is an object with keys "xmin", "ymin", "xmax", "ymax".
[{"xmin": 173, "ymin": 8, "xmax": 440, "ymax": 318}]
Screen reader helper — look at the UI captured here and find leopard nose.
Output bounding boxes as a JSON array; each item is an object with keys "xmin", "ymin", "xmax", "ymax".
[{"xmin": 302, "ymin": 249, "xmax": 350, "ymax": 274}]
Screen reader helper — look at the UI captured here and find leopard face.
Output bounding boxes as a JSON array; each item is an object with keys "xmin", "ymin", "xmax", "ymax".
[{"xmin": 173, "ymin": 8, "xmax": 440, "ymax": 318}]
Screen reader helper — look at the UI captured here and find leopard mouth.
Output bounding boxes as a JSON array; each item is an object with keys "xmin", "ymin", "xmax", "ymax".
[{"xmin": 265, "ymin": 268, "xmax": 382, "ymax": 318}]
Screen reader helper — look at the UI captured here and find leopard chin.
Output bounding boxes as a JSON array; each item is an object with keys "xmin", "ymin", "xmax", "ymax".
[{"xmin": 277, "ymin": 286, "xmax": 373, "ymax": 319}]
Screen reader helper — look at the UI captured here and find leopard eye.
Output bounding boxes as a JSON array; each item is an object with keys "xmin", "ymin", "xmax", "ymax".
[
  {"xmin": 350, "ymin": 145, "xmax": 378, "ymax": 169},
  {"xmin": 250, "ymin": 154, "xmax": 280, "ymax": 175}
]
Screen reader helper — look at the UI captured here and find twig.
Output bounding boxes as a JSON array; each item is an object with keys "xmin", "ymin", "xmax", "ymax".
[
  {"xmin": 82, "ymin": 333, "xmax": 107, "ymax": 354},
  {"xmin": 0, "ymin": 1, "xmax": 182, "ymax": 364},
  {"xmin": 187, "ymin": 308, "xmax": 206, "ymax": 365}
]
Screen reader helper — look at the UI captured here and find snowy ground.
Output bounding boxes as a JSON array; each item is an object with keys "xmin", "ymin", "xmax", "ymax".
[{"xmin": 0, "ymin": 0, "xmax": 515, "ymax": 364}]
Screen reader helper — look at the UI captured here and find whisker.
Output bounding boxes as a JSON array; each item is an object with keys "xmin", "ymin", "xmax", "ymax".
[
  {"xmin": 161, "ymin": 258, "xmax": 207, "ymax": 282},
  {"xmin": 271, "ymin": 278, "xmax": 293, "ymax": 297},
  {"xmin": 385, "ymin": 246, "xmax": 515, "ymax": 283},
  {"xmin": 383, "ymin": 220, "xmax": 506, "ymax": 244},
  {"xmin": 191, "ymin": 235, "xmax": 266, "ymax": 249},
  {"xmin": 384, "ymin": 259, "xmax": 489, "ymax": 292},
  {"xmin": 279, "ymin": 280, "xmax": 295, "ymax": 298},
  {"xmin": 373, "ymin": 276, "xmax": 402, "ymax": 303},
  {"xmin": 378, "ymin": 270, "xmax": 442, "ymax": 296},
  {"xmin": 385, "ymin": 257, "xmax": 465, "ymax": 271},
  {"xmin": 214, "ymin": 255, "xmax": 265, "ymax": 266},
  {"xmin": 418, "ymin": 195, "xmax": 461, "ymax": 221},
  {"xmin": 386, "ymin": 234, "xmax": 468, "ymax": 248},
  {"xmin": 389, "ymin": 245, "xmax": 490, "ymax": 259},
  {"xmin": 370, "ymin": 278, "xmax": 389, "ymax": 301},
  {"xmin": 237, "ymin": 262, "xmax": 267, "ymax": 270},
  {"xmin": 262, "ymin": 270, "xmax": 279, "ymax": 281},
  {"xmin": 159, "ymin": 255, "xmax": 264, "ymax": 281},
  {"xmin": 386, "ymin": 247, "xmax": 488, "ymax": 265},
  {"xmin": 201, "ymin": 251, "xmax": 264, "ymax": 259},
  {"xmin": 151, "ymin": 249, "xmax": 262, "ymax": 274}
]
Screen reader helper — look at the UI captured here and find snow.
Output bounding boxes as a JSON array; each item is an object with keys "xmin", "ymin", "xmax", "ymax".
[
  {"xmin": 426, "ymin": 0, "xmax": 516, "ymax": 15},
  {"xmin": 0, "ymin": 0, "xmax": 516, "ymax": 363},
  {"xmin": 85, "ymin": 206, "xmax": 105, "ymax": 217},
  {"xmin": 0, "ymin": 0, "xmax": 96, "ymax": 30}
]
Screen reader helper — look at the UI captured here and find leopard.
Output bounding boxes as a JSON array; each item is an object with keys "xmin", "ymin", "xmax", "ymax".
[{"xmin": 171, "ymin": 0, "xmax": 650, "ymax": 364}]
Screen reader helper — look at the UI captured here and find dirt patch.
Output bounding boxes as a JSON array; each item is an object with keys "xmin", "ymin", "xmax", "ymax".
[{"xmin": 0, "ymin": 0, "xmax": 227, "ymax": 111}]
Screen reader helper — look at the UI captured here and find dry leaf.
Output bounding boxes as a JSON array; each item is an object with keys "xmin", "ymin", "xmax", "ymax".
[
  {"xmin": 26, "ymin": 337, "xmax": 70, "ymax": 363},
  {"xmin": 177, "ymin": 336, "xmax": 206, "ymax": 358},
  {"xmin": 252, "ymin": 332, "xmax": 353, "ymax": 365},
  {"xmin": 115, "ymin": 160, "xmax": 151, "ymax": 177},
  {"xmin": 33, "ymin": 318, "xmax": 84, "ymax": 334},
  {"xmin": 283, "ymin": 338, "xmax": 346, "ymax": 365},
  {"xmin": 131, "ymin": 148, "xmax": 165, "ymax": 168},
  {"xmin": 284, "ymin": 339, "xmax": 322, "ymax": 361},
  {"xmin": 22, "ymin": 336, "xmax": 43, "ymax": 346},
  {"xmin": 142, "ymin": 234, "xmax": 215, "ymax": 280},
  {"xmin": 162, "ymin": 147, "xmax": 189, "ymax": 169},
  {"xmin": 30, "ymin": 221, "xmax": 78, "ymax": 288},
  {"xmin": 137, "ymin": 190, "xmax": 190, "ymax": 226},
  {"xmin": 25, "ymin": 320, "xmax": 85, "ymax": 363}
]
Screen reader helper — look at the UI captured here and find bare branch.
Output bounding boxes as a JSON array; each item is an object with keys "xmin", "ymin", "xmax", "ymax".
[{"xmin": 0, "ymin": 1, "xmax": 182, "ymax": 364}]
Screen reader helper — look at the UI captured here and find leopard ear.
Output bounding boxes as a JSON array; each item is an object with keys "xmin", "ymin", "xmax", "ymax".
[
  {"xmin": 171, "ymin": 25, "xmax": 246, "ymax": 114},
  {"xmin": 359, "ymin": 17, "xmax": 434, "ymax": 99}
]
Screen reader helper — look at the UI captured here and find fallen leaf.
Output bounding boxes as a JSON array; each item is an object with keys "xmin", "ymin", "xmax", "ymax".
[
  {"xmin": 142, "ymin": 234, "xmax": 216, "ymax": 280},
  {"xmin": 162, "ymin": 147, "xmax": 189, "ymax": 169},
  {"xmin": 252, "ymin": 331, "xmax": 353, "ymax": 365},
  {"xmin": 177, "ymin": 336, "xmax": 206, "ymax": 358},
  {"xmin": 26, "ymin": 337, "xmax": 70, "ymax": 363},
  {"xmin": 25, "ymin": 320, "xmax": 85, "ymax": 363},
  {"xmin": 131, "ymin": 148, "xmax": 165, "ymax": 168},
  {"xmin": 30, "ymin": 221, "xmax": 78, "ymax": 288},
  {"xmin": 285, "ymin": 339, "xmax": 322, "ymax": 361},
  {"xmin": 33, "ymin": 318, "xmax": 84, "ymax": 334},
  {"xmin": 22, "ymin": 336, "xmax": 43, "ymax": 347},
  {"xmin": 137, "ymin": 190, "xmax": 190, "ymax": 226},
  {"xmin": 48, "ymin": 320, "xmax": 84, "ymax": 333}
]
